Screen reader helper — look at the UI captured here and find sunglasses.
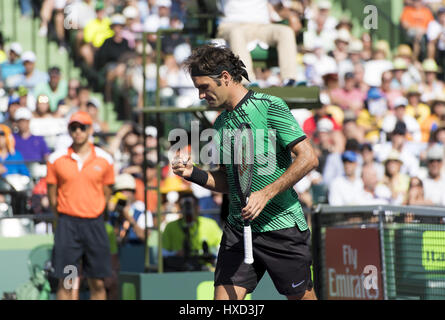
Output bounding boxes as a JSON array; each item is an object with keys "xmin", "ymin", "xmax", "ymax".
[
  {"xmin": 0, "ymin": 132, "xmax": 5, "ymax": 136},
  {"xmin": 69, "ymin": 124, "xmax": 89, "ymax": 132}
]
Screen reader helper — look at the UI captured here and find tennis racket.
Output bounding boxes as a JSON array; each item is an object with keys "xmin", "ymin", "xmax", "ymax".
[{"xmin": 233, "ymin": 122, "xmax": 254, "ymax": 264}]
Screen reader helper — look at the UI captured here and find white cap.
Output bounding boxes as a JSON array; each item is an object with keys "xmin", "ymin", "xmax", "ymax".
[
  {"xmin": 145, "ymin": 125, "xmax": 158, "ymax": 137},
  {"xmin": 21, "ymin": 51, "xmax": 36, "ymax": 63},
  {"xmin": 393, "ymin": 96, "xmax": 408, "ymax": 108},
  {"xmin": 144, "ymin": 15, "xmax": 161, "ymax": 32},
  {"xmin": 123, "ymin": 6, "xmax": 138, "ymax": 19},
  {"xmin": 317, "ymin": 118, "xmax": 334, "ymax": 132},
  {"xmin": 173, "ymin": 43, "xmax": 191, "ymax": 64},
  {"xmin": 335, "ymin": 29, "xmax": 351, "ymax": 43},
  {"xmin": 303, "ymin": 53, "xmax": 316, "ymax": 65},
  {"xmin": 114, "ymin": 173, "xmax": 136, "ymax": 191},
  {"xmin": 110, "ymin": 14, "xmax": 126, "ymax": 26},
  {"xmin": 320, "ymin": 92, "xmax": 331, "ymax": 105},
  {"xmin": 349, "ymin": 39, "xmax": 363, "ymax": 53},
  {"xmin": 167, "ymin": 191, "xmax": 179, "ymax": 204},
  {"xmin": 157, "ymin": 0, "xmax": 172, "ymax": 7},
  {"xmin": 14, "ymin": 107, "xmax": 33, "ymax": 121},
  {"xmin": 427, "ymin": 143, "xmax": 444, "ymax": 160},
  {"xmin": 9, "ymin": 42, "xmax": 23, "ymax": 56},
  {"xmin": 318, "ymin": 0, "xmax": 332, "ymax": 10}
]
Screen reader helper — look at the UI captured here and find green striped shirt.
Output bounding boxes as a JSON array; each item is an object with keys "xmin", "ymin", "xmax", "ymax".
[{"xmin": 213, "ymin": 90, "xmax": 308, "ymax": 233}]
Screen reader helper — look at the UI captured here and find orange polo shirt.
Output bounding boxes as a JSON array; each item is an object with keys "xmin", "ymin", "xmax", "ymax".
[
  {"xmin": 46, "ymin": 144, "xmax": 115, "ymax": 218},
  {"xmin": 400, "ymin": 6, "xmax": 434, "ymax": 31}
]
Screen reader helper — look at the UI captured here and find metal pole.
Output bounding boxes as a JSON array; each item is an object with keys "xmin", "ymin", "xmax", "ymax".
[
  {"xmin": 142, "ymin": 31, "xmax": 150, "ymax": 272},
  {"xmin": 378, "ymin": 209, "xmax": 388, "ymax": 300},
  {"xmin": 311, "ymin": 205, "xmax": 323, "ymax": 300},
  {"xmin": 155, "ymin": 29, "xmax": 163, "ymax": 274}
]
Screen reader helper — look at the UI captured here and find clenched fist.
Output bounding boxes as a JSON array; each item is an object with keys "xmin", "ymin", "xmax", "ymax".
[{"xmin": 171, "ymin": 155, "xmax": 194, "ymax": 179}]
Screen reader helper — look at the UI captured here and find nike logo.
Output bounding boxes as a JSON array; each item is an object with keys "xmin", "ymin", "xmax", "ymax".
[{"xmin": 291, "ymin": 280, "xmax": 305, "ymax": 288}]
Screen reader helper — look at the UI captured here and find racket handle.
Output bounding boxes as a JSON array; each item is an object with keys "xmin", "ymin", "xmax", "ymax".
[{"xmin": 243, "ymin": 224, "xmax": 254, "ymax": 264}]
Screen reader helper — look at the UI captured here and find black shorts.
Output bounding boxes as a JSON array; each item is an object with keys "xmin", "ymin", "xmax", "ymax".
[
  {"xmin": 214, "ymin": 222, "xmax": 313, "ymax": 296},
  {"xmin": 52, "ymin": 213, "xmax": 112, "ymax": 280}
]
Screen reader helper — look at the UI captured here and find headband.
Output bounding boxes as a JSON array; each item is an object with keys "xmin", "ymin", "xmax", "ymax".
[{"xmin": 190, "ymin": 61, "xmax": 250, "ymax": 81}]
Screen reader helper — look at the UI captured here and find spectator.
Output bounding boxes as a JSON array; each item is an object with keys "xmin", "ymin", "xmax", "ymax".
[
  {"xmin": 94, "ymin": 14, "xmax": 134, "ymax": 102},
  {"xmin": 87, "ymin": 100, "xmax": 109, "ymax": 133},
  {"xmin": 302, "ymin": 93, "xmax": 342, "ymax": 141},
  {"xmin": 108, "ymin": 173, "xmax": 153, "ymax": 245},
  {"xmin": 328, "ymin": 29, "xmax": 351, "ymax": 64},
  {"xmin": 419, "ymin": 58, "xmax": 444, "ymax": 102},
  {"xmin": 302, "ymin": 39, "xmax": 337, "ymax": 87},
  {"xmin": 12, "ymin": 107, "xmax": 50, "ymax": 163},
  {"xmin": 359, "ymin": 163, "xmax": 391, "ymax": 204},
  {"xmin": 10, "ymin": 51, "xmax": 48, "ymax": 91},
  {"xmin": 134, "ymin": 160, "xmax": 159, "ymax": 214},
  {"xmin": 269, "ymin": 0, "xmax": 303, "ymax": 35},
  {"xmin": 351, "ymin": 62, "xmax": 370, "ymax": 95},
  {"xmin": 122, "ymin": 5, "xmax": 143, "ymax": 49},
  {"xmin": 363, "ymin": 41, "xmax": 393, "ymax": 88},
  {"xmin": 342, "ymin": 114, "xmax": 365, "ymax": 144},
  {"xmin": 356, "ymin": 87, "xmax": 388, "ymax": 143},
  {"xmin": 431, "ymin": 121, "xmax": 445, "ymax": 144},
  {"xmin": 381, "ymin": 150, "xmax": 410, "ymax": 205},
  {"xmin": 216, "ymin": 0, "xmax": 299, "ymax": 85},
  {"xmin": 381, "ymin": 96, "xmax": 422, "ymax": 142},
  {"xmin": 3, "ymin": 96, "xmax": 21, "ymax": 130},
  {"xmin": 30, "ymin": 95, "xmax": 67, "ymax": 151},
  {"xmin": 380, "ymin": 70, "xmax": 403, "ymax": 109},
  {"xmin": 395, "ymin": 44, "xmax": 423, "ymax": 88},
  {"xmin": 38, "ymin": 0, "xmax": 67, "ymax": 51},
  {"xmin": 420, "ymin": 93, "xmax": 445, "ymax": 142},
  {"xmin": 162, "ymin": 193, "xmax": 222, "ymax": 270},
  {"xmin": 121, "ymin": 142, "xmax": 144, "ymax": 177},
  {"xmin": 422, "ymin": 143, "xmax": 445, "ymax": 205},
  {"xmin": 33, "ymin": 67, "xmax": 68, "ymax": 112},
  {"xmin": 80, "ymin": 1, "xmax": 113, "ymax": 67},
  {"xmin": 400, "ymin": 0, "xmax": 434, "ymax": 60},
  {"xmin": 304, "ymin": 0, "xmax": 338, "ymax": 53},
  {"xmin": 59, "ymin": 79, "xmax": 81, "ymax": 112},
  {"xmin": 405, "ymin": 84, "xmax": 431, "ymax": 141},
  {"xmin": 360, "ymin": 32, "xmax": 373, "ymax": 61},
  {"xmin": 426, "ymin": 7, "xmax": 445, "ymax": 78},
  {"xmin": 107, "ymin": 123, "xmax": 142, "ymax": 172},
  {"xmin": 375, "ymin": 121, "xmax": 421, "ymax": 177},
  {"xmin": 0, "ymin": 124, "xmax": 29, "ymax": 177},
  {"xmin": 328, "ymin": 151, "xmax": 364, "ymax": 205},
  {"xmin": 17, "ymin": 86, "xmax": 35, "ymax": 111},
  {"xmin": 0, "ymin": 42, "xmax": 24, "ymax": 83},
  {"xmin": 323, "ymin": 138, "xmax": 361, "ymax": 187},
  {"xmin": 338, "ymin": 39, "xmax": 365, "ymax": 80},
  {"xmin": 404, "ymin": 176, "xmax": 434, "ymax": 205},
  {"xmin": 143, "ymin": 0, "xmax": 172, "ymax": 36},
  {"xmin": 359, "ymin": 142, "xmax": 385, "ymax": 180},
  {"xmin": 315, "ymin": 118, "xmax": 336, "ymax": 173},
  {"xmin": 390, "ymin": 57, "xmax": 410, "ymax": 92},
  {"xmin": 330, "ymin": 71, "xmax": 366, "ymax": 114}
]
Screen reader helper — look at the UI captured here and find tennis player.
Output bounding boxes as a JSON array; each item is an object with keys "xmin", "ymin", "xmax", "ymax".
[{"xmin": 172, "ymin": 44, "xmax": 318, "ymax": 300}]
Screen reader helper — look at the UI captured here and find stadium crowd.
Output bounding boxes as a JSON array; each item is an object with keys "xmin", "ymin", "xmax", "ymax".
[{"xmin": 0, "ymin": 0, "xmax": 445, "ymax": 248}]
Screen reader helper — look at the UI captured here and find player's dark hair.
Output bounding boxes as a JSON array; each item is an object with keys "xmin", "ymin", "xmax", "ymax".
[{"xmin": 183, "ymin": 44, "xmax": 249, "ymax": 83}]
